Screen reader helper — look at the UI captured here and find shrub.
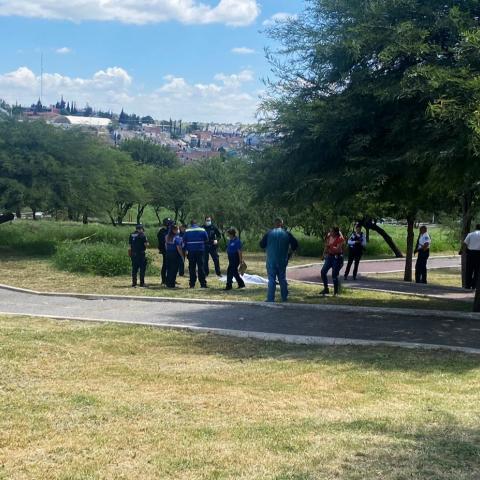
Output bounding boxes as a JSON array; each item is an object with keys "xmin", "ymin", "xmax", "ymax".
[{"xmin": 53, "ymin": 242, "xmax": 159, "ymax": 277}]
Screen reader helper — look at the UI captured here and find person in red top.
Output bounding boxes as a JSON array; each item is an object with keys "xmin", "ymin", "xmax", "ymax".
[{"xmin": 320, "ymin": 226, "xmax": 345, "ymax": 296}]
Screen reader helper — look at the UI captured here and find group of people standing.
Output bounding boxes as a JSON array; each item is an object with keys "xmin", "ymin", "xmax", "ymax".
[
  {"xmin": 129, "ymin": 216, "xmax": 246, "ymax": 291},
  {"xmin": 129, "ymin": 217, "xmax": 455, "ymax": 301}
]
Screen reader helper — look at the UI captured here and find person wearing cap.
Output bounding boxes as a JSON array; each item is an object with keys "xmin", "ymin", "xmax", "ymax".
[
  {"xmin": 463, "ymin": 224, "xmax": 480, "ymax": 289},
  {"xmin": 129, "ymin": 224, "xmax": 149, "ymax": 288},
  {"xmin": 203, "ymin": 216, "xmax": 222, "ymax": 277},
  {"xmin": 157, "ymin": 218, "xmax": 172, "ymax": 285},
  {"xmin": 344, "ymin": 224, "xmax": 367, "ymax": 281},
  {"xmin": 183, "ymin": 219, "xmax": 209, "ymax": 288},
  {"xmin": 260, "ymin": 217, "xmax": 298, "ymax": 302},
  {"xmin": 415, "ymin": 225, "xmax": 431, "ymax": 284},
  {"xmin": 320, "ymin": 227, "xmax": 345, "ymax": 296}
]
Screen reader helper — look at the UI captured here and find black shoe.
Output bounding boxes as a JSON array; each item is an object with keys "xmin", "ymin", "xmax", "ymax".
[
  {"xmin": 131, "ymin": 284, "xmax": 137, "ymax": 288},
  {"xmin": 238, "ymin": 284, "xmax": 246, "ymax": 289},
  {"xmin": 224, "ymin": 286, "xmax": 232, "ymax": 291},
  {"xmin": 320, "ymin": 288, "xmax": 330, "ymax": 295},
  {"xmin": 200, "ymin": 285, "xmax": 208, "ymax": 289},
  {"xmin": 139, "ymin": 284, "xmax": 147, "ymax": 288},
  {"xmin": 344, "ymin": 275, "xmax": 348, "ymax": 281}
]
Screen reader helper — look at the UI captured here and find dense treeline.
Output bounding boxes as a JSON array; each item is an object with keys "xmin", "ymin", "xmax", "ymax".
[
  {"xmin": 256, "ymin": 0, "xmax": 480, "ymax": 281},
  {"xmin": 0, "ymin": 119, "xmax": 263, "ymax": 234}
]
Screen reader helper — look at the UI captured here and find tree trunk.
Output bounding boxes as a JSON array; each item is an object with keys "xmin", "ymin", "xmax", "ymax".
[
  {"xmin": 136, "ymin": 204, "xmax": 146, "ymax": 225},
  {"xmin": 15, "ymin": 208, "xmax": 21, "ymax": 219},
  {"xmin": 32, "ymin": 208, "xmax": 37, "ymax": 221},
  {"xmin": 108, "ymin": 213, "xmax": 117, "ymax": 227},
  {"xmin": 365, "ymin": 226, "xmax": 370, "ymax": 243},
  {"xmin": 82, "ymin": 213, "xmax": 88, "ymax": 224},
  {"xmin": 153, "ymin": 207, "xmax": 162, "ymax": 225},
  {"xmin": 358, "ymin": 218, "xmax": 403, "ymax": 258},
  {"xmin": 404, "ymin": 217, "xmax": 415, "ymax": 282}
]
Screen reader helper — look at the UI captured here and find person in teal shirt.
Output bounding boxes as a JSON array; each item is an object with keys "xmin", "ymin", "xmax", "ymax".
[{"xmin": 260, "ymin": 218, "xmax": 298, "ymax": 302}]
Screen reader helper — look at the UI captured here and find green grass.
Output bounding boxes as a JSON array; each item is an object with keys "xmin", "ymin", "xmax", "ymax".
[
  {"xmin": 372, "ymin": 268, "xmax": 463, "ymax": 288},
  {"xmin": 0, "ymin": 316, "xmax": 479, "ymax": 479},
  {"xmin": 0, "ymin": 220, "xmax": 459, "ymax": 259}
]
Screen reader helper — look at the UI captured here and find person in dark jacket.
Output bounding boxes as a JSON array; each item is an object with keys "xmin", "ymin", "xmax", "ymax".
[
  {"xmin": 183, "ymin": 220, "xmax": 209, "ymax": 288},
  {"xmin": 157, "ymin": 218, "xmax": 171, "ymax": 285},
  {"xmin": 165, "ymin": 224, "xmax": 185, "ymax": 289},
  {"xmin": 260, "ymin": 218, "xmax": 298, "ymax": 302},
  {"xmin": 129, "ymin": 224, "xmax": 149, "ymax": 288},
  {"xmin": 203, "ymin": 216, "xmax": 222, "ymax": 277},
  {"xmin": 344, "ymin": 224, "xmax": 366, "ymax": 281},
  {"xmin": 225, "ymin": 228, "xmax": 246, "ymax": 291}
]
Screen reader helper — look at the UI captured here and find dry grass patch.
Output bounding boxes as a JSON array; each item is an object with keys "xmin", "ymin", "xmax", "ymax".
[{"xmin": 0, "ymin": 316, "xmax": 479, "ymax": 479}]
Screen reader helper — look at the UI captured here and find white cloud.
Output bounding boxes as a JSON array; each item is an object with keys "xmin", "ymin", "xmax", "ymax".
[
  {"xmin": 0, "ymin": 66, "xmax": 258, "ymax": 122},
  {"xmin": 231, "ymin": 47, "xmax": 256, "ymax": 55},
  {"xmin": 0, "ymin": 0, "xmax": 260, "ymax": 26},
  {"xmin": 55, "ymin": 47, "xmax": 72, "ymax": 55},
  {"xmin": 262, "ymin": 12, "xmax": 297, "ymax": 27}
]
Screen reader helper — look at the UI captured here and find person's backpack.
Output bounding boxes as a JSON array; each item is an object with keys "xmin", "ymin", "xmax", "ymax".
[{"xmin": 157, "ymin": 228, "xmax": 167, "ymax": 254}]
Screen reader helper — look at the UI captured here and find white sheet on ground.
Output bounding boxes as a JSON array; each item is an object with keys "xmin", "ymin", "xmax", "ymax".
[{"xmin": 219, "ymin": 274, "xmax": 268, "ymax": 285}]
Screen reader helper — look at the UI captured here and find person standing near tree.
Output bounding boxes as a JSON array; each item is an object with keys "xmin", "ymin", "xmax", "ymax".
[
  {"xmin": 129, "ymin": 224, "xmax": 149, "ymax": 288},
  {"xmin": 203, "ymin": 216, "xmax": 222, "ymax": 277},
  {"xmin": 183, "ymin": 219, "xmax": 209, "ymax": 289},
  {"xmin": 157, "ymin": 218, "xmax": 172, "ymax": 285},
  {"xmin": 344, "ymin": 224, "xmax": 366, "ymax": 281},
  {"xmin": 177, "ymin": 224, "xmax": 187, "ymax": 277},
  {"xmin": 415, "ymin": 225, "xmax": 431, "ymax": 284},
  {"xmin": 260, "ymin": 218, "xmax": 298, "ymax": 302},
  {"xmin": 165, "ymin": 224, "xmax": 185, "ymax": 289},
  {"xmin": 463, "ymin": 224, "xmax": 480, "ymax": 289},
  {"xmin": 320, "ymin": 227, "xmax": 345, "ymax": 296}
]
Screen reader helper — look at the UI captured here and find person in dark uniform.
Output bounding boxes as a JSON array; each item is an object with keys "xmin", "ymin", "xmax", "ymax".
[
  {"xmin": 165, "ymin": 224, "xmax": 185, "ymax": 289},
  {"xmin": 344, "ymin": 224, "xmax": 366, "ymax": 281},
  {"xmin": 202, "ymin": 216, "xmax": 222, "ymax": 277},
  {"xmin": 464, "ymin": 224, "xmax": 480, "ymax": 289},
  {"xmin": 129, "ymin": 224, "xmax": 149, "ymax": 288},
  {"xmin": 157, "ymin": 218, "xmax": 171, "ymax": 285},
  {"xmin": 183, "ymin": 219, "xmax": 209, "ymax": 288},
  {"xmin": 178, "ymin": 224, "xmax": 187, "ymax": 277},
  {"xmin": 225, "ymin": 228, "xmax": 246, "ymax": 291},
  {"xmin": 415, "ymin": 225, "xmax": 431, "ymax": 284}
]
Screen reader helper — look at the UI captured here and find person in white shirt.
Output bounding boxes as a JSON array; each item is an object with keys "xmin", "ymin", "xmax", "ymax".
[
  {"xmin": 415, "ymin": 225, "xmax": 431, "ymax": 284},
  {"xmin": 464, "ymin": 224, "xmax": 480, "ymax": 289}
]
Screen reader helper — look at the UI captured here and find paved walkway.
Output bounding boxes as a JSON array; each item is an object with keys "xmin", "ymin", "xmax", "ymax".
[
  {"xmin": 287, "ymin": 256, "xmax": 473, "ymax": 301},
  {"xmin": 0, "ymin": 287, "xmax": 479, "ymax": 353}
]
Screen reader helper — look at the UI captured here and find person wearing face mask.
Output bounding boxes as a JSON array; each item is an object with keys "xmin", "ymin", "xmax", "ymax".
[
  {"xmin": 165, "ymin": 224, "xmax": 185, "ymax": 289},
  {"xmin": 202, "ymin": 215, "xmax": 222, "ymax": 277}
]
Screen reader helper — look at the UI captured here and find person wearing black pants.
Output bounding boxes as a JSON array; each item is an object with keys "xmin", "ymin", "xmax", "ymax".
[
  {"xmin": 203, "ymin": 216, "xmax": 222, "ymax": 277},
  {"xmin": 183, "ymin": 220, "xmax": 209, "ymax": 288},
  {"xmin": 344, "ymin": 224, "xmax": 366, "ymax": 281},
  {"xmin": 157, "ymin": 218, "xmax": 171, "ymax": 285},
  {"xmin": 464, "ymin": 225, "xmax": 480, "ymax": 289},
  {"xmin": 129, "ymin": 224, "xmax": 149, "ymax": 288},
  {"xmin": 165, "ymin": 225, "xmax": 184, "ymax": 289},
  {"xmin": 225, "ymin": 228, "xmax": 245, "ymax": 290},
  {"xmin": 415, "ymin": 225, "xmax": 431, "ymax": 284}
]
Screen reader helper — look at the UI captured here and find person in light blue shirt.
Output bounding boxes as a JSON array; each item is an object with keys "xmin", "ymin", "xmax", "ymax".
[{"xmin": 260, "ymin": 218, "xmax": 298, "ymax": 302}]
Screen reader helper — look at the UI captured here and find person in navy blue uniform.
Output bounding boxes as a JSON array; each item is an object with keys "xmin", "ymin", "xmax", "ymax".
[
  {"xmin": 344, "ymin": 224, "xmax": 367, "ymax": 281},
  {"xmin": 183, "ymin": 219, "xmax": 209, "ymax": 288},
  {"xmin": 202, "ymin": 216, "xmax": 222, "ymax": 277},
  {"xmin": 225, "ymin": 228, "xmax": 246, "ymax": 291},
  {"xmin": 129, "ymin": 224, "xmax": 149, "ymax": 288},
  {"xmin": 165, "ymin": 224, "xmax": 185, "ymax": 289},
  {"xmin": 157, "ymin": 218, "xmax": 172, "ymax": 285}
]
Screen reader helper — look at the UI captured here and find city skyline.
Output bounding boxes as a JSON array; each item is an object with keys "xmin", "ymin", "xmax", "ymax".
[{"xmin": 0, "ymin": 0, "xmax": 302, "ymax": 123}]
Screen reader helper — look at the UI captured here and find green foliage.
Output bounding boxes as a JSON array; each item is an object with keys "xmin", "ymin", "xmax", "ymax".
[{"xmin": 53, "ymin": 243, "xmax": 135, "ymax": 277}]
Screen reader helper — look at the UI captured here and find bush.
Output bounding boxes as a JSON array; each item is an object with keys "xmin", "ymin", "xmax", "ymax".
[{"xmin": 53, "ymin": 242, "xmax": 159, "ymax": 277}]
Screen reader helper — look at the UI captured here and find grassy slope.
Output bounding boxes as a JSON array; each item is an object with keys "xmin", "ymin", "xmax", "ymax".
[
  {"xmin": 0, "ymin": 252, "xmax": 470, "ymax": 312},
  {"xmin": 0, "ymin": 317, "xmax": 479, "ymax": 480}
]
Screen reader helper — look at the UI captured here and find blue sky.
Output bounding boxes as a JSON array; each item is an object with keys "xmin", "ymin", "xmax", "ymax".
[{"xmin": 0, "ymin": 0, "xmax": 303, "ymax": 122}]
